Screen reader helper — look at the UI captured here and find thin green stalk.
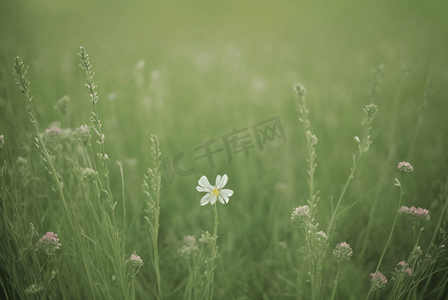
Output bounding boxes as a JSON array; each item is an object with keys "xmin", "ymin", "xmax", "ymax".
[
  {"xmin": 327, "ymin": 153, "xmax": 362, "ymax": 237},
  {"xmin": 130, "ymin": 276, "xmax": 135, "ymax": 300},
  {"xmin": 406, "ymin": 114, "xmax": 422, "ymax": 163},
  {"xmin": 406, "ymin": 76, "xmax": 432, "ymax": 163},
  {"xmin": 297, "ymin": 262, "xmax": 303, "ymax": 300},
  {"xmin": 420, "ymin": 192, "xmax": 448, "ymax": 296},
  {"xmin": 209, "ymin": 203, "xmax": 219, "ymax": 300},
  {"xmin": 315, "ymin": 257, "xmax": 323, "ymax": 300},
  {"xmin": 365, "ymin": 177, "xmax": 404, "ymax": 300},
  {"xmin": 186, "ymin": 260, "xmax": 193, "ymax": 300},
  {"xmin": 358, "ymin": 173, "xmax": 385, "ymax": 262},
  {"xmin": 413, "ymin": 226, "xmax": 422, "ymax": 251},
  {"xmin": 118, "ymin": 161, "xmax": 126, "ymax": 289},
  {"xmin": 329, "ymin": 261, "xmax": 341, "ymax": 300},
  {"xmin": 376, "ymin": 180, "xmax": 403, "ymax": 270},
  {"xmin": 153, "ymin": 224, "xmax": 162, "ymax": 300},
  {"xmin": 409, "ymin": 226, "xmax": 422, "ymax": 271},
  {"xmin": 431, "ymin": 192, "xmax": 448, "ymax": 247},
  {"xmin": 153, "ymin": 187, "xmax": 162, "ymax": 298},
  {"xmin": 193, "ymin": 246, "xmax": 202, "ymax": 300},
  {"xmin": 328, "ymin": 104, "xmax": 378, "ymax": 238}
]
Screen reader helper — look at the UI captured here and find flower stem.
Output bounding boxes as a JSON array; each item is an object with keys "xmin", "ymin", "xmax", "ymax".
[
  {"xmin": 379, "ymin": 183, "xmax": 403, "ymax": 269},
  {"xmin": 327, "ymin": 153, "xmax": 362, "ymax": 236},
  {"xmin": 366, "ymin": 178, "xmax": 404, "ymax": 300},
  {"xmin": 131, "ymin": 277, "xmax": 135, "ymax": 300},
  {"xmin": 329, "ymin": 261, "xmax": 341, "ymax": 300},
  {"xmin": 377, "ymin": 179, "xmax": 404, "ymax": 269},
  {"xmin": 209, "ymin": 203, "xmax": 219, "ymax": 300}
]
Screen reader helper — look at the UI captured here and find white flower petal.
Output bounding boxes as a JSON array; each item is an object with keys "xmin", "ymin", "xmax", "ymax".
[
  {"xmin": 223, "ymin": 195, "xmax": 229, "ymax": 203},
  {"xmin": 218, "ymin": 194, "xmax": 225, "ymax": 204},
  {"xmin": 217, "ymin": 174, "xmax": 228, "ymax": 189},
  {"xmin": 215, "ymin": 175, "xmax": 222, "ymax": 189},
  {"xmin": 200, "ymin": 194, "xmax": 211, "ymax": 206},
  {"xmin": 220, "ymin": 189, "xmax": 233, "ymax": 198},
  {"xmin": 197, "ymin": 186, "xmax": 212, "ymax": 192},
  {"xmin": 198, "ymin": 176, "xmax": 212, "ymax": 189},
  {"xmin": 210, "ymin": 195, "xmax": 217, "ymax": 205}
]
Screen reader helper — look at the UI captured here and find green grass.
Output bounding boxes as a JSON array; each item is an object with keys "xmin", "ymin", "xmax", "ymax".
[{"xmin": 1, "ymin": 1, "xmax": 448, "ymax": 299}]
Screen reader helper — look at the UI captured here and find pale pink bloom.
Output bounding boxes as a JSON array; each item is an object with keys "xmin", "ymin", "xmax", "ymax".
[
  {"xmin": 183, "ymin": 235, "xmax": 196, "ymax": 245},
  {"xmin": 179, "ymin": 235, "xmax": 199, "ymax": 258},
  {"xmin": 46, "ymin": 126, "xmax": 62, "ymax": 135},
  {"xmin": 333, "ymin": 242, "xmax": 353, "ymax": 261},
  {"xmin": 397, "ymin": 261, "xmax": 408, "ymax": 267},
  {"xmin": 398, "ymin": 206, "xmax": 409, "ymax": 214},
  {"xmin": 35, "ymin": 232, "xmax": 61, "ymax": 255},
  {"xmin": 397, "ymin": 161, "xmax": 414, "ymax": 172},
  {"xmin": 399, "ymin": 206, "xmax": 430, "ymax": 225},
  {"xmin": 291, "ymin": 205, "xmax": 310, "ymax": 223},
  {"xmin": 370, "ymin": 271, "xmax": 387, "ymax": 291},
  {"xmin": 76, "ymin": 125, "xmax": 90, "ymax": 135},
  {"xmin": 125, "ymin": 251, "xmax": 144, "ymax": 267},
  {"xmin": 394, "ymin": 261, "xmax": 413, "ymax": 278},
  {"xmin": 412, "ymin": 207, "xmax": 430, "ymax": 220},
  {"xmin": 75, "ymin": 125, "xmax": 91, "ymax": 141}
]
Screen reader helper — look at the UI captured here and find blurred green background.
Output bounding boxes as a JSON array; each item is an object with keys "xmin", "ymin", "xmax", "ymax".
[{"xmin": 1, "ymin": 0, "xmax": 448, "ymax": 298}]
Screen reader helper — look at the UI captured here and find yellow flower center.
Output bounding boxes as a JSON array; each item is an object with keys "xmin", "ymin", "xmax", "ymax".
[{"xmin": 211, "ymin": 188, "xmax": 219, "ymax": 196}]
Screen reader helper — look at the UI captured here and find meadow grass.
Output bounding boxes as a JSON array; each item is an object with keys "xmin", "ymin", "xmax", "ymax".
[
  {"xmin": 1, "ymin": 2, "xmax": 448, "ymax": 299},
  {"xmin": 1, "ymin": 46, "xmax": 447, "ymax": 299}
]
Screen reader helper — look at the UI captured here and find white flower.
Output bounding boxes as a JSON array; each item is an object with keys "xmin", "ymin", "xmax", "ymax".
[{"xmin": 196, "ymin": 174, "xmax": 233, "ymax": 205}]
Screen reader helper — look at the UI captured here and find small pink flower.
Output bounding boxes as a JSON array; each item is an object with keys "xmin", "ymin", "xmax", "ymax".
[
  {"xmin": 179, "ymin": 235, "xmax": 199, "ymax": 258},
  {"xmin": 399, "ymin": 206, "xmax": 430, "ymax": 225},
  {"xmin": 76, "ymin": 125, "xmax": 90, "ymax": 135},
  {"xmin": 125, "ymin": 251, "xmax": 144, "ymax": 267},
  {"xmin": 46, "ymin": 126, "xmax": 62, "ymax": 135},
  {"xmin": 291, "ymin": 205, "xmax": 310, "ymax": 225},
  {"xmin": 398, "ymin": 206, "xmax": 409, "ymax": 214},
  {"xmin": 35, "ymin": 232, "xmax": 61, "ymax": 255},
  {"xmin": 410, "ymin": 206, "xmax": 430, "ymax": 220},
  {"xmin": 397, "ymin": 161, "xmax": 414, "ymax": 172},
  {"xmin": 183, "ymin": 235, "xmax": 196, "ymax": 245},
  {"xmin": 75, "ymin": 125, "xmax": 91, "ymax": 142},
  {"xmin": 370, "ymin": 271, "xmax": 387, "ymax": 291},
  {"xmin": 394, "ymin": 261, "xmax": 413, "ymax": 278},
  {"xmin": 333, "ymin": 242, "xmax": 353, "ymax": 261},
  {"xmin": 397, "ymin": 261, "xmax": 408, "ymax": 267}
]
